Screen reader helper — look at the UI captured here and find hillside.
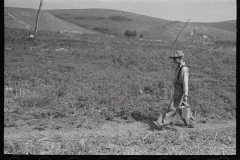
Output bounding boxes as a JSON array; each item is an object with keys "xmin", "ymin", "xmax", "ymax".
[
  {"xmin": 4, "ymin": 7, "xmax": 236, "ymax": 42},
  {"xmin": 48, "ymin": 8, "xmax": 236, "ymax": 42},
  {"xmin": 4, "ymin": 7, "xmax": 99, "ymax": 34},
  {"xmin": 4, "ymin": 12, "xmax": 33, "ymax": 30},
  {"xmin": 47, "ymin": 8, "xmax": 169, "ymax": 36},
  {"xmin": 192, "ymin": 20, "xmax": 236, "ymax": 32},
  {"xmin": 139, "ymin": 21, "xmax": 236, "ymax": 42}
]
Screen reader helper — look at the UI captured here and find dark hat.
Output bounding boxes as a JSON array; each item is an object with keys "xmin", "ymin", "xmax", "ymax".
[{"xmin": 169, "ymin": 50, "xmax": 184, "ymax": 58}]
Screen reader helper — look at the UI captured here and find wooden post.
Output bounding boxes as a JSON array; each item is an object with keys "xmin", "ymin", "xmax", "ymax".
[
  {"xmin": 192, "ymin": 27, "xmax": 195, "ymax": 43},
  {"xmin": 33, "ymin": 0, "xmax": 43, "ymax": 42}
]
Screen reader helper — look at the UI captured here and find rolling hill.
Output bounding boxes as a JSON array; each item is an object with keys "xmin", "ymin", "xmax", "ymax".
[
  {"xmin": 4, "ymin": 7, "xmax": 99, "ymax": 34},
  {"xmin": 47, "ymin": 8, "xmax": 169, "ymax": 35},
  {"xmin": 48, "ymin": 8, "xmax": 236, "ymax": 42},
  {"xmin": 4, "ymin": 7, "xmax": 236, "ymax": 42}
]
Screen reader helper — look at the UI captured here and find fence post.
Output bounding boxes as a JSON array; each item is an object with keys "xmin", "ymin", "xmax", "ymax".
[{"xmin": 33, "ymin": 0, "xmax": 43, "ymax": 42}]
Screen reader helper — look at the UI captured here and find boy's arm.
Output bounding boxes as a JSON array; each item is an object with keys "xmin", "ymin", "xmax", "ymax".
[{"xmin": 182, "ymin": 67, "xmax": 189, "ymax": 97}]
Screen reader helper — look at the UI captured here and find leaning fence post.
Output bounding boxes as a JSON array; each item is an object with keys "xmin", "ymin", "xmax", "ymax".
[
  {"xmin": 33, "ymin": 0, "xmax": 43, "ymax": 42},
  {"xmin": 172, "ymin": 18, "xmax": 191, "ymax": 47}
]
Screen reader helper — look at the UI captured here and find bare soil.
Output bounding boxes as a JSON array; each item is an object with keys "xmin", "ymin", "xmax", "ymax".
[{"xmin": 4, "ymin": 119, "xmax": 236, "ymax": 141}]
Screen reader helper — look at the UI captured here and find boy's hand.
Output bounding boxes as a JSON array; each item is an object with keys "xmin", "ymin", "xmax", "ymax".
[{"xmin": 183, "ymin": 95, "xmax": 188, "ymax": 102}]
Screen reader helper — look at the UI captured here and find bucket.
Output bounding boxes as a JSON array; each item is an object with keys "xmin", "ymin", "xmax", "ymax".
[{"xmin": 181, "ymin": 106, "xmax": 190, "ymax": 119}]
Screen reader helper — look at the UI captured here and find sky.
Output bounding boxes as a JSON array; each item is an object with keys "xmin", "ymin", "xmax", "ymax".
[{"xmin": 4, "ymin": 0, "xmax": 236, "ymax": 22}]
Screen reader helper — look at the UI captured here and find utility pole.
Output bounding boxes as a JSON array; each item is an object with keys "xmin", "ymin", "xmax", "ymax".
[{"xmin": 33, "ymin": 0, "xmax": 43, "ymax": 42}]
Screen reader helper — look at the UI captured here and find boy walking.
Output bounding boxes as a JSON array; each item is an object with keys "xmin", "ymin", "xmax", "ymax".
[{"xmin": 154, "ymin": 50, "xmax": 196, "ymax": 128}]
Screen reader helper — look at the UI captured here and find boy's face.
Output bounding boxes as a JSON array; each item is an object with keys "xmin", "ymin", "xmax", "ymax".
[{"xmin": 172, "ymin": 57, "xmax": 181, "ymax": 65}]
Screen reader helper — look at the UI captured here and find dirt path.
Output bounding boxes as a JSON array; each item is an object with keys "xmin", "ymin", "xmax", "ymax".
[{"xmin": 4, "ymin": 119, "xmax": 236, "ymax": 141}]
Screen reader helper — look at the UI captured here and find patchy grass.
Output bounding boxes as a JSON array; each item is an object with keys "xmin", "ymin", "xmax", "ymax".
[
  {"xmin": 4, "ymin": 27, "xmax": 236, "ymax": 154},
  {"xmin": 4, "ymin": 27, "xmax": 236, "ymax": 124},
  {"xmin": 4, "ymin": 127, "xmax": 236, "ymax": 155}
]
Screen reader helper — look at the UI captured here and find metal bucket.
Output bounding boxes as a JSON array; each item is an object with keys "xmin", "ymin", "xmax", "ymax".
[{"xmin": 181, "ymin": 106, "xmax": 190, "ymax": 119}]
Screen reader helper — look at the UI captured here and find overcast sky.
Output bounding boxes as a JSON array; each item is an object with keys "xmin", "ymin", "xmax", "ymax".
[{"xmin": 4, "ymin": 0, "xmax": 236, "ymax": 22}]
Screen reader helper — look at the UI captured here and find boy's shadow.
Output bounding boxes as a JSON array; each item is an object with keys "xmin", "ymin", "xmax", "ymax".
[{"xmin": 131, "ymin": 112, "xmax": 177, "ymax": 131}]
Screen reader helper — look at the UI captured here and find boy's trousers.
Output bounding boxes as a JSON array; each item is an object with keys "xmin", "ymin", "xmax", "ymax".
[{"xmin": 156, "ymin": 95, "xmax": 196, "ymax": 128}]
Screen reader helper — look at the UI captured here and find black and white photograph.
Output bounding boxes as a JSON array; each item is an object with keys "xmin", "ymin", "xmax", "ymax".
[{"xmin": 4, "ymin": 0, "xmax": 236, "ymax": 157}]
